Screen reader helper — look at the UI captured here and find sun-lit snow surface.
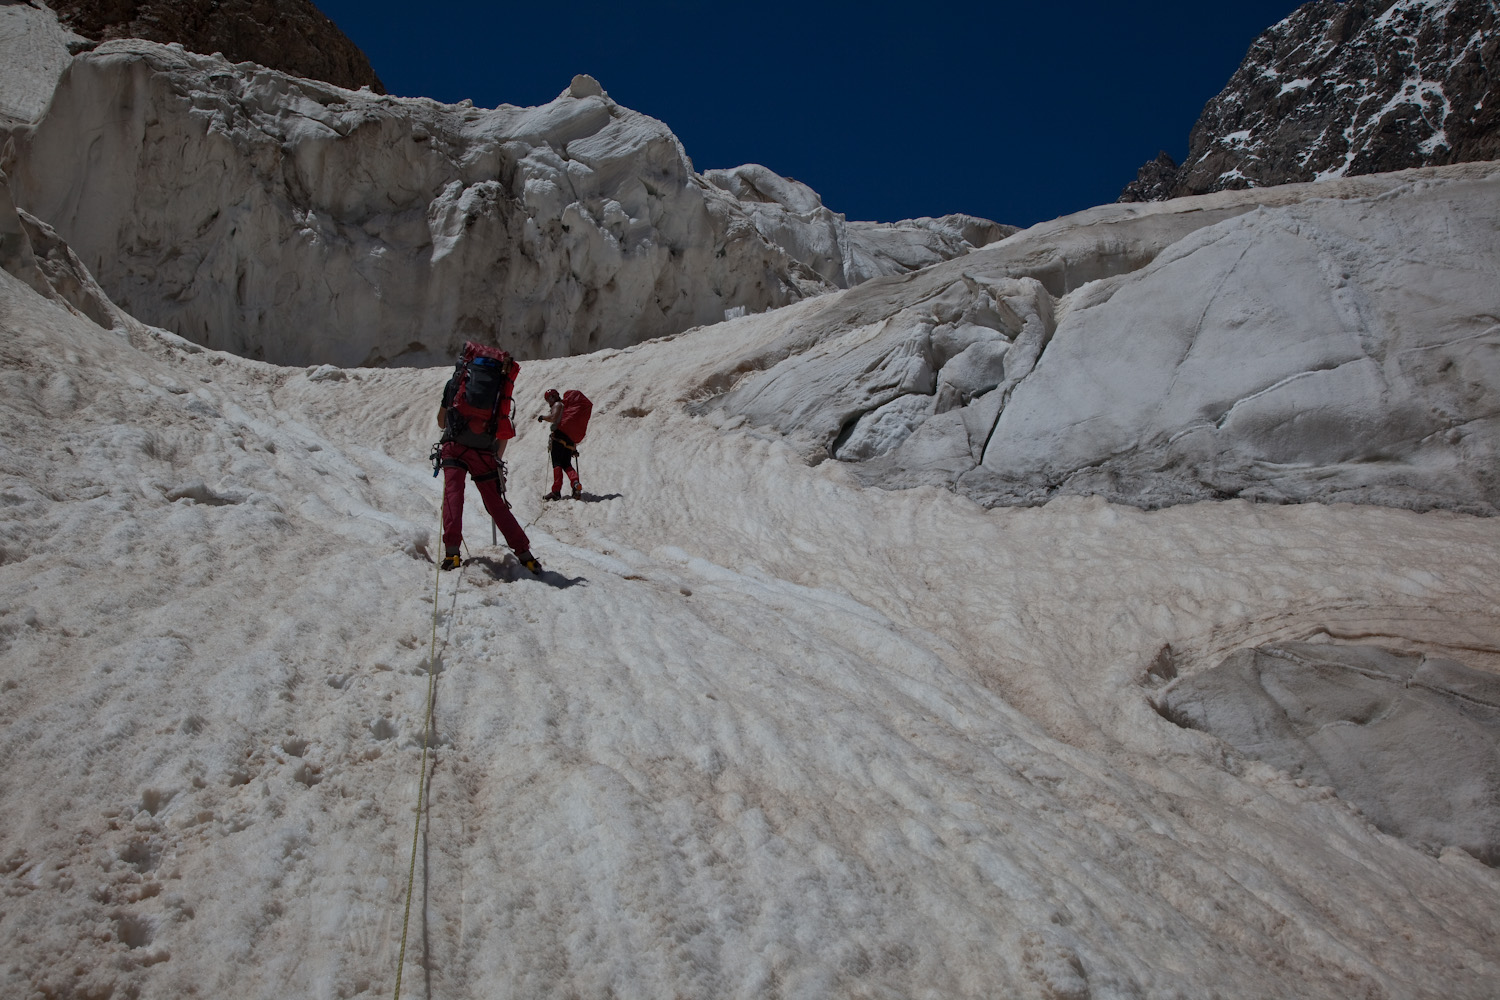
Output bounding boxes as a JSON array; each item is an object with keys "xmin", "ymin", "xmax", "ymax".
[{"xmin": 3, "ymin": 228, "xmax": 1500, "ymax": 998}]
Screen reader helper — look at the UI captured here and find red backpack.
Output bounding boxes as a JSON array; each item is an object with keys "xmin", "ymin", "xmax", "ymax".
[
  {"xmin": 557, "ymin": 389, "xmax": 593, "ymax": 444},
  {"xmin": 444, "ymin": 342, "xmax": 518, "ymax": 449}
]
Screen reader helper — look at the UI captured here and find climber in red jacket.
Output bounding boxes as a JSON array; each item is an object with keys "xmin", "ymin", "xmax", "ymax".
[
  {"xmin": 435, "ymin": 345, "xmax": 541, "ymax": 574},
  {"xmin": 537, "ymin": 387, "xmax": 587, "ymax": 500}
]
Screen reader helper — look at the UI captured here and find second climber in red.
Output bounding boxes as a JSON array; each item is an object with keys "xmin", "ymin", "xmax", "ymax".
[{"xmin": 538, "ymin": 387, "xmax": 583, "ymax": 501}]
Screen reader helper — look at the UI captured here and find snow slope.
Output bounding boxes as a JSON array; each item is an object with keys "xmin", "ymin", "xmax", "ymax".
[{"xmin": 3, "ymin": 218, "xmax": 1499, "ymax": 999}]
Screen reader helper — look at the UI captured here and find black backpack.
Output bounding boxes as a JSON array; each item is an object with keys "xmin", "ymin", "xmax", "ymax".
[{"xmin": 443, "ymin": 343, "xmax": 516, "ymax": 449}]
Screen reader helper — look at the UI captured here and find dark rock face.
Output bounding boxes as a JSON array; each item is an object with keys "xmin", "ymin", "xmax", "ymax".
[
  {"xmin": 45, "ymin": 0, "xmax": 384, "ymax": 93},
  {"xmin": 1121, "ymin": 151, "xmax": 1181, "ymax": 203},
  {"xmin": 1158, "ymin": 641, "xmax": 1500, "ymax": 866},
  {"xmin": 1121, "ymin": 0, "xmax": 1498, "ymax": 202}
]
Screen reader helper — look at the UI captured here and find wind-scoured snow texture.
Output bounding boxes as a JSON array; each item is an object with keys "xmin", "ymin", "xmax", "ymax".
[
  {"xmin": 3, "ymin": 217, "xmax": 1500, "ymax": 999},
  {"xmin": 1121, "ymin": 0, "xmax": 1499, "ymax": 201},
  {"xmin": 2, "ymin": 46, "xmax": 1001, "ymax": 368},
  {"xmin": 704, "ymin": 163, "xmax": 1500, "ymax": 514},
  {"xmin": 703, "ymin": 163, "xmax": 1015, "ymax": 287},
  {"xmin": 1159, "ymin": 641, "xmax": 1500, "ymax": 867}
]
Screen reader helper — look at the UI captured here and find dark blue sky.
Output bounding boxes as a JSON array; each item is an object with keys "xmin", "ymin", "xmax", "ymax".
[{"xmin": 315, "ymin": 1, "xmax": 1308, "ymax": 228}]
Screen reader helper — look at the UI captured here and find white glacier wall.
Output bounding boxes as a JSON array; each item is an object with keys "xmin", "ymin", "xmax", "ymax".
[
  {"xmin": 6, "ymin": 47, "xmax": 823, "ymax": 366},
  {"xmin": 974, "ymin": 168, "xmax": 1500, "ymax": 510},
  {"xmin": 701, "ymin": 162, "xmax": 1500, "ymax": 514},
  {"xmin": 1, "ymin": 41, "xmax": 1003, "ymax": 368},
  {"xmin": 703, "ymin": 162, "xmax": 1014, "ymax": 287}
]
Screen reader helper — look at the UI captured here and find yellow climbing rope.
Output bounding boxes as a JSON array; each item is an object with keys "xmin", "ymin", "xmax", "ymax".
[{"xmin": 392, "ymin": 504, "xmax": 448, "ymax": 1000}]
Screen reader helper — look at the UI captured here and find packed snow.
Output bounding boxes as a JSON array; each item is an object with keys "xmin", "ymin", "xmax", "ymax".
[
  {"xmin": 3, "ymin": 7, "xmax": 1500, "ymax": 998},
  {"xmin": 2, "ymin": 208, "xmax": 1500, "ymax": 997}
]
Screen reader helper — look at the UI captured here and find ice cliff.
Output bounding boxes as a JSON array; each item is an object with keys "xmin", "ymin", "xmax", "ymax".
[
  {"xmin": 700, "ymin": 162, "xmax": 1500, "ymax": 514},
  {"xmin": 0, "ymin": 0, "xmax": 88, "ymax": 123},
  {"xmin": 0, "ymin": 36, "xmax": 1004, "ymax": 367}
]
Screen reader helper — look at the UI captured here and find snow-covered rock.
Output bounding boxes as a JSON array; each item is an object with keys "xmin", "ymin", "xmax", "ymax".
[
  {"xmin": 0, "ymin": 0, "xmax": 89, "ymax": 123},
  {"xmin": 701, "ymin": 162, "xmax": 1500, "ymax": 514},
  {"xmin": 1158, "ymin": 641, "xmax": 1500, "ymax": 866},
  {"xmin": 1, "ymin": 42, "xmax": 1002, "ymax": 368},
  {"xmin": 704, "ymin": 163, "xmax": 1014, "ymax": 287},
  {"xmin": 1121, "ymin": 0, "xmax": 1499, "ymax": 200}
]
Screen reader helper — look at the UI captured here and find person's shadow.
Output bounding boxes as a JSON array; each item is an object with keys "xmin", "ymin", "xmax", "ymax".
[
  {"xmin": 572, "ymin": 491, "xmax": 622, "ymax": 504},
  {"xmin": 469, "ymin": 554, "xmax": 585, "ymax": 588}
]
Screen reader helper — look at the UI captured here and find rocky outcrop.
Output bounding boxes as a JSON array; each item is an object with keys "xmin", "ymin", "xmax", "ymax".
[
  {"xmin": 0, "ymin": 167, "xmax": 126, "ymax": 328},
  {"xmin": 1121, "ymin": 0, "xmax": 1499, "ymax": 201},
  {"xmin": 2, "ymin": 44, "xmax": 1001, "ymax": 367},
  {"xmin": 698, "ymin": 162, "xmax": 1500, "ymax": 515},
  {"xmin": 1157, "ymin": 641, "xmax": 1500, "ymax": 867},
  {"xmin": 45, "ymin": 0, "xmax": 385, "ymax": 93}
]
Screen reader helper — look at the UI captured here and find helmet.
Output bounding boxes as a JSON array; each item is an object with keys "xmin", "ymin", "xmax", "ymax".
[{"xmin": 544, "ymin": 389, "xmax": 561, "ymax": 403}]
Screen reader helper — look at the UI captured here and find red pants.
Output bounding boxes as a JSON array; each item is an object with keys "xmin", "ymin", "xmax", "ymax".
[
  {"xmin": 440, "ymin": 442, "xmax": 530, "ymax": 554},
  {"xmin": 550, "ymin": 435, "xmax": 580, "ymax": 493}
]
